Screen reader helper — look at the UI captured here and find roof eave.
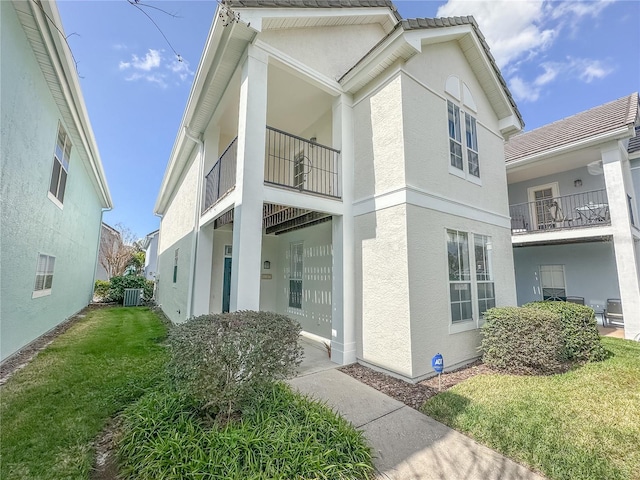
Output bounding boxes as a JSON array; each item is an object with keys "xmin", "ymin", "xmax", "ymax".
[{"xmin": 505, "ymin": 124, "xmax": 636, "ymax": 170}]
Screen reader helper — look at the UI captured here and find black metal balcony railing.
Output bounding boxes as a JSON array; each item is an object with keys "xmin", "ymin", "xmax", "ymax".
[
  {"xmin": 264, "ymin": 126, "xmax": 341, "ymax": 198},
  {"xmin": 510, "ymin": 189, "xmax": 610, "ymax": 234},
  {"xmin": 203, "ymin": 137, "xmax": 237, "ymax": 213}
]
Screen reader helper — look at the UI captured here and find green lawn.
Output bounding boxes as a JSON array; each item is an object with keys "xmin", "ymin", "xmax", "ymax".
[
  {"xmin": 422, "ymin": 337, "xmax": 640, "ymax": 480},
  {"xmin": 0, "ymin": 307, "xmax": 168, "ymax": 480}
]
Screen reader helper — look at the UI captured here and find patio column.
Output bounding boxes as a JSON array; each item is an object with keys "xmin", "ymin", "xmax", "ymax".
[
  {"xmin": 601, "ymin": 141, "xmax": 640, "ymax": 340},
  {"xmin": 230, "ymin": 46, "xmax": 267, "ymax": 311},
  {"xmin": 331, "ymin": 93, "xmax": 356, "ymax": 364}
]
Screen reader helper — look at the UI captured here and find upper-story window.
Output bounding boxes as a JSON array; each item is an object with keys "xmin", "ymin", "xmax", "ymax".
[
  {"xmin": 445, "ymin": 76, "xmax": 480, "ymax": 181},
  {"xmin": 49, "ymin": 124, "xmax": 72, "ymax": 205}
]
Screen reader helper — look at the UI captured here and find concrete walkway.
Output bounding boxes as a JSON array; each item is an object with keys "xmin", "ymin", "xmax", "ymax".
[{"xmin": 291, "ymin": 339, "xmax": 544, "ymax": 480}]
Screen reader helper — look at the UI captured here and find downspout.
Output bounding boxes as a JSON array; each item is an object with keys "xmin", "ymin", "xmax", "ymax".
[
  {"xmin": 153, "ymin": 212, "xmax": 163, "ymax": 306},
  {"xmin": 184, "ymin": 127, "xmax": 205, "ymax": 319}
]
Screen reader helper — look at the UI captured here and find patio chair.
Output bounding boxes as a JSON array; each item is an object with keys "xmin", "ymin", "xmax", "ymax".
[
  {"xmin": 604, "ymin": 298, "xmax": 623, "ymax": 326},
  {"xmin": 546, "ymin": 201, "xmax": 573, "ymax": 227},
  {"xmin": 566, "ymin": 296, "xmax": 585, "ymax": 305}
]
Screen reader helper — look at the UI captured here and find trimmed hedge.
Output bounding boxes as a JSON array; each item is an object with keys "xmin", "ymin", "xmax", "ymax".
[
  {"xmin": 481, "ymin": 307, "xmax": 565, "ymax": 374},
  {"xmin": 524, "ymin": 301, "xmax": 607, "ymax": 363},
  {"xmin": 108, "ymin": 275, "xmax": 154, "ymax": 304},
  {"xmin": 167, "ymin": 311, "xmax": 303, "ymax": 421},
  {"xmin": 94, "ymin": 280, "xmax": 110, "ymax": 299}
]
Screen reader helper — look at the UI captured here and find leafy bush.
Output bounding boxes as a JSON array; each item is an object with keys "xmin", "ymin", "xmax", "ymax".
[
  {"xmin": 167, "ymin": 311, "xmax": 303, "ymax": 420},
  {"xmin": 118, "ymin": 383, "xmax": 373, "ymax": 480},
  {"xmin": 524, "ymin": 301, "xmax": 607, "ymax": 363},
  {"xmin": 94, "ymin": 280, "xmax": 110, "ymax": 299},
  {"xmin": 108, "ymin": 275, "xmax": 154, "ymax": 303},
  {"xmin": 481, "ymin": 307, "xmax": 565, "ymax": 374}
]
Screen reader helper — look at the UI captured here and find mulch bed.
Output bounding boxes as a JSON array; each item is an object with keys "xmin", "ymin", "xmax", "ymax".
[{"xmin": 339, "ymin": 360, "xmax": 494, "ymax": 411}]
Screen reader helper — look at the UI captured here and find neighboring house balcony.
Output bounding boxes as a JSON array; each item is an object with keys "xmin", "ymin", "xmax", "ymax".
[
  {"xmin": 509, "ymin": 188, "xmax": 613, "ymax": 244},
  {"xmin": 202, "ymin": 126, "xmax": 341, "ymax": 214}
]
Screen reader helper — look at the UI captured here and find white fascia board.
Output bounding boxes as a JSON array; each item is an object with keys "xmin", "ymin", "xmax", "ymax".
[
  {"xmin": 512, "ymin": 226, "xmax": 613, "ymax": 246},
  {"xmin": 499, "ymin": 115, "xmax": 522, "ymax": 139},
  {"xmin": 403, "ymin": 24, "xmax": 470, "ymax": 47},
  {"xmin": 155, "ymin": 11, "xmax": 248, "ymax": 215},
  {"xmin": 239, "ymin": 7, "xmax": 397, "ymax": 33},
  {"xmin": 506, "ymin": 125, "xmax": 636, "ymax": 172},
  {"xmin": 263, "ymin": 186, "xmax": 344, "ymax": 216},
  {"xmin": 340, "ymin": 27, "xmax": 413, "ymax": 92},
  {"xmin": 32, "ymin": 1, "xmax": 113, "ymax": 209}
]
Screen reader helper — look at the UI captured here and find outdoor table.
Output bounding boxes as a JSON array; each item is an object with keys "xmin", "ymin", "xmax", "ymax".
[{"xmin": 576, "ymin": 203, "xmax": 609, "ymax": 223}]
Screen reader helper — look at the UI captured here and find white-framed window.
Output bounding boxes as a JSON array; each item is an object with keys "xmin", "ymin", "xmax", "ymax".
[
  {"xmin": 465, "ymin": 113, "xmax": 479, "ymax": 177},
  {"xmin": 446, "ymin": 100, "xmax": 480, "ymax": 181},
  {"xmin": 447, "ymin": 100, "xmax": 463, "ymax": 170},
  {"xmin": 33, "ymin": 254, "xmax": 55, "ymax": 298},
  {"xmin": 446, "ymin": 230, "xmax": 495, "ymax": 328},
  {"xmin": 540, "ymin": 265, "xmax": 566, "ymax": 301},
  {"xmin": 173, "ymin": 249, "xmax": 179, "ymax": 283},
  {"xmin": 447, "ymin": 230, "xmax": 472, "ymax": 323},
  {"xmin": 49, "ymin": 124, "xmax": 71, "ymax": 205},
  {"xmin": 289, "ymin": 242, "xmax": 303, "ymax": 309},
  {"xmin": 474, "ymin": 234, "xmax": 495, "ymax": 314}
]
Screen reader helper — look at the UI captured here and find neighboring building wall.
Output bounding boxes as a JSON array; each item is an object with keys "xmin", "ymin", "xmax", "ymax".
[
  {"xmin": 513, "ymin": 242, "xmax": 620, "ymax": 314},
  {"xmin": 508, "ymin": 166, "xmax": 608, "ymax": 206},
  {"xmin": 156, "ymin": 153, "xmax": 199, "ymax": 323},
  {"xmin": 0, "ymin": 2, "xmax": 104, "ymax": 360},
  {"xmin": 95, "ymin": 224, "xmax": 120, "ymax": 281},
  {"xmin": 630, "ymin": 158, "xmax": 640, "ymax": 224},
  {"xmin": 144, "ymin": 233, "xmax": 159, "ymax": 280}
]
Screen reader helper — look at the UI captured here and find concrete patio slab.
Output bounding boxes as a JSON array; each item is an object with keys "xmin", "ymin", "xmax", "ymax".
[{"xmin": 289, "ymin": 368, "xmax": 545, "ymax": 480}]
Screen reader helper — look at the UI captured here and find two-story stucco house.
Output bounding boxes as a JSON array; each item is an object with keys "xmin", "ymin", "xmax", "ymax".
[
  {"xmin": 154, "ymin": 0, "xmax": 523, "ymax": 381},
  {"xmin": 506, "ymin": 93, "xmax": 640, "ymax": 341},
  {"xmin": 1, "ymin": 0, "xmax": 112, "ymax": 361}
]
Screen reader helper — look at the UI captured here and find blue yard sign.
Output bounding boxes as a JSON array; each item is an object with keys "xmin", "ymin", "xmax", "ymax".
[{"xmin": 432, "ymin": 353, "xmax": 444, "ymax": 374}]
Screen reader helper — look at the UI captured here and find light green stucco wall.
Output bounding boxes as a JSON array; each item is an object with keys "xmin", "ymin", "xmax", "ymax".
[{"xmin": 1, "ymin": 2, "xmax": 104, "ymax": 361}]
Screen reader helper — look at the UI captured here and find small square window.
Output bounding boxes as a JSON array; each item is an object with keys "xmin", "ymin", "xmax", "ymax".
[
  {"xmin": 34, "ymin": 254, "xmax": 55, "ymax": 296},
  {"xmin": 173, "ymin": 249, "xmax": 179, "ymax": 283}
]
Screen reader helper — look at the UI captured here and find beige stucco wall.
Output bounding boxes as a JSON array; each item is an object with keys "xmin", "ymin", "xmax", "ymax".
[
  {"xmin": 354, "ymin": 73, "xmax": 406, "ymax": 200},
  {"xmin": 259, "ymin": 24, "xmax": 386, "ymax": 79},
  {"xmin": 157, "ymin": 153, "xmax": 199, "ymax": 323},
  {"xmin": 406, "ymin": 205, "xmax": 516, "ymax": 378},
  {"xmin": 402, "ymin": 43, "xmax": 509, "ymax": 215},
  {"xmin": 355, "ymin": 205, "xmax": 413, "ymax": 377}
]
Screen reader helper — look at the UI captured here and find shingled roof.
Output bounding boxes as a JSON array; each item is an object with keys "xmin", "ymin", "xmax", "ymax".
[
  {"xmin": 226, "ymin": 0, "xmax": 401, "ymax": 20},
  {"xmin": 505, "ymin": 93, "xmax": 639, "ymax": 163},
  {"xmin": 400, "ymin": 16, "xmax": 523, "ymax": 129}
]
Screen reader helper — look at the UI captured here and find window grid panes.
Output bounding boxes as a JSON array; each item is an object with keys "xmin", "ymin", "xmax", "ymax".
[
  {"xmin": 289, "ymin": 242, "xmax": 303, "ymax": 309},
  {"xmin": 34, "ymin": 254, "xmax": 55, "ymax": 292},
  {"xmin": 474, "ymin": 235, "xmax": 495, "ymax": 315},
  {"xmin": 50, "ymin": 124, "xmax": 71, "ymax": 203},
  {"xmin": 447, "ymin": 230, "xmax": 472, "ymax": 323},
  {"xmin": 447, "ymin": 101, "xmax": 463, "ymax": 170},
  {"xmin": 540, "ymin": 265, "xmax": 566, "ymax": 301},
  {"xmin": 465, "ymin": 113, "xmax": 479, "ymax": 177}
]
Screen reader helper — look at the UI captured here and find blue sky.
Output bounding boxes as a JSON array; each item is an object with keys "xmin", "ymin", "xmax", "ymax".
[{"xmin": 56, "ymin": 0, "xmax": 639, "ymax": 240}]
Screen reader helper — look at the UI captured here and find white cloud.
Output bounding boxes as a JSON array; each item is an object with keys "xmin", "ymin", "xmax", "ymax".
[
  {"xmin": 436, "ymin": 0, "xmax": 616, "ymax": 102},
  {"xmin": 509, "ymin": 57, "xmax": 614, "ymax": 103},
  {"xmin": 119, "ymin": 49, "xmax": 192, "ymax": 87}
]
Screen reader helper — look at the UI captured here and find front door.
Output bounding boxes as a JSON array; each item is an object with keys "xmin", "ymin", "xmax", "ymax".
[
  {"xmin": 528, "ymin": 182, "xmax": 559, "ymax": 230},
  {"xmin": 222, "ymin": 257, "xmax": 232, "ymax": 313}
]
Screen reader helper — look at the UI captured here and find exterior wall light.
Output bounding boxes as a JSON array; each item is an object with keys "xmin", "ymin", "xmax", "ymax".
[
  {"xmin": 574, "ymin": 179, "xmax": 583, "ymax": 187},
  {"xmin": 263, "ymin": 260, "xmax": 271, "ymax": 270}
]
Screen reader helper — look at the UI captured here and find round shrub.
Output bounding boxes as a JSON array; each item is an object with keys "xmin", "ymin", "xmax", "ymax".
[
  {"xmin": 481, "ymin": 307, "xmax": 565, "ymax": 374},
  {"xmin": 167, "ymin": 311, "xmax": 303, "ymax": 420},
  {"xmin": 524, "ymin": 301, "xmax": 607, "ymax": 363}
]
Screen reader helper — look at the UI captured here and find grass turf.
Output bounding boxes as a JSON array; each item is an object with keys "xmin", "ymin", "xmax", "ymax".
[
  {"xmin": 0, "ymin": 307, "xmax": 168, "ymax": 480},
  {"xmin": 422, "ymin": 337, "xmax": 640, "ymax": 480}
]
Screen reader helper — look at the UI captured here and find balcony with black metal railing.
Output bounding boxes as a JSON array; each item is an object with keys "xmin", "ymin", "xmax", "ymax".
[
  {"xmin": 509, "ymin": 189, "xmax": 611, "ymax": 234},
  {"xmin": 202, "ymin": 126, "xmax": 341, "ymax": 214}
]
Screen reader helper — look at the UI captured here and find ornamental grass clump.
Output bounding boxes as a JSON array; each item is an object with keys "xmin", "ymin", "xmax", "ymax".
[
  {"xmin": 167, "ymin": 311, "xmax": 303, "ymax": 421},
  {"xmin": 481, "ymin": 306, "xmax": 565, "ymax": 374},
  {"xmin": 524, "ymin": 301, "xmax": 607, "ymax": 363}
]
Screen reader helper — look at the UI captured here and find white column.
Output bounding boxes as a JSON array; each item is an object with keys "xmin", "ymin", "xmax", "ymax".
[
  {"xmin": 602, "ymin": 141, "xmax": 640, "ymax": 340},
  {"xmin": 192, "ymin": 225, "xmax": 214, "ymax": 316},
  {"xmin": 331, "ymin": 93, "xmax": 356, "ymax": 364},
  {"xmin": 230, "ymin": 46, "xmax": 268, "ymax": 311}
]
